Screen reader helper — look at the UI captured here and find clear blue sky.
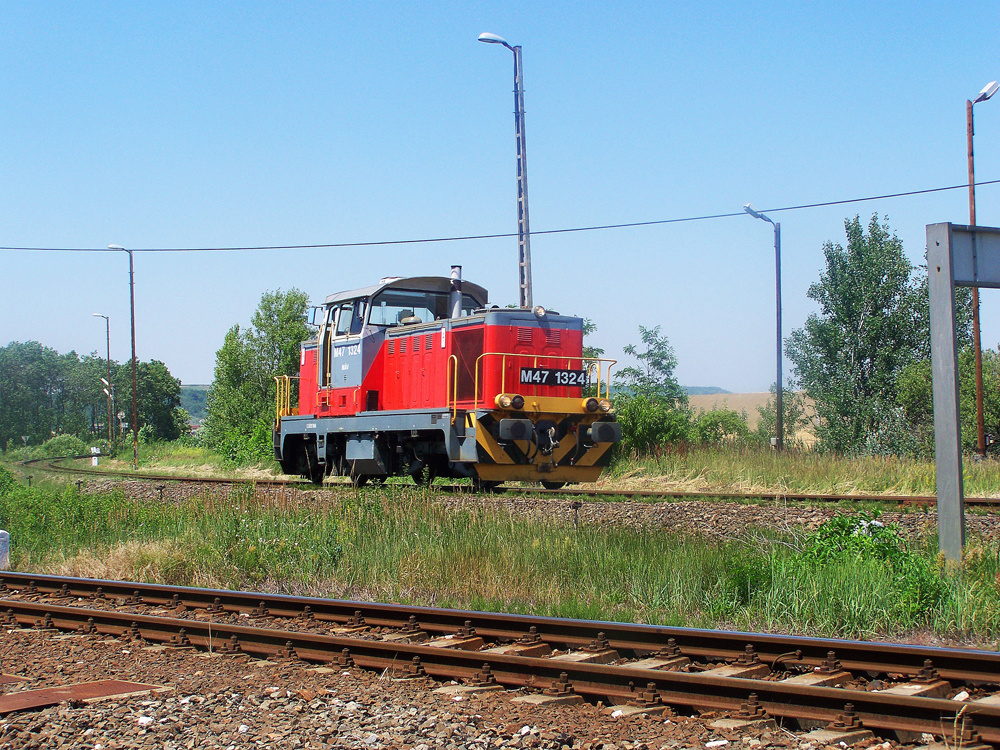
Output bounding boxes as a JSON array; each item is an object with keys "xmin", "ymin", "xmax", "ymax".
[{"xmin": 2, "ymin": 1, "xmax": 999, "ymax": 392}]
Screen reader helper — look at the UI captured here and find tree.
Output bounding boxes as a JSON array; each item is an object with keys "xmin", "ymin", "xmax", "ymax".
[
  {"xmin": 202, "ymin": 289, "xmax": 310, "ymax": 457},
  {"xmin": 897, "ymin": 347, "xmax": 1000, "ymax": 454},
  {"xmin": 0, "ymin": 341, "xmax": 185, "ymax": 449},
  {"xmin": 616, "ymin": 325, "xmax": 686, "ymax": 404},
  {"xmin": 786, "ymin": 215, "xmax": 960, "ymax": 455}
]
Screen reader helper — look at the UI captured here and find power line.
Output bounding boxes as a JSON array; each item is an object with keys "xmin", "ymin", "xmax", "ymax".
[{"xmin": 2, "ymin": 178, "xmax": 997, "ymax": 254}]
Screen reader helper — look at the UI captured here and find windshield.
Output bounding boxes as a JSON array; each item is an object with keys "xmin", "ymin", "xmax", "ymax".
[{"xmin": 368, "ymin": 289, "xmax": 481, "ymax": 326}]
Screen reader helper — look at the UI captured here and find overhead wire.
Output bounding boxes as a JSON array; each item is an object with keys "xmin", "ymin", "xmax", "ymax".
[{"xmin": 1, "ymin": 178, "xmax": 997, "ymax": 254}]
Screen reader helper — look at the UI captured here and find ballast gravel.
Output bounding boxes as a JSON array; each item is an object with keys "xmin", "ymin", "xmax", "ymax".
[{"xmin": 0, "ymin": 629, "xmax": 904, "ymax": 750}]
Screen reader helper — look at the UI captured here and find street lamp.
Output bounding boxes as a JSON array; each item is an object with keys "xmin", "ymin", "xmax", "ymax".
[
  {"xmin": 109, "ymin": 244, "xmax": 139, "ymax": 471},
  {"xmin": 479, "ymin": 31, "xmax": 533, "ymax": 309},
  {"xmin": 967, "ymin": 80, "xmax": 998, "ymax": 457},
  {"xmin": 92, "ymin": 313, "xmax": 112, "ymax": 446},
  {"xmin": 744, "ymin": 204, "xmax": 784, "ymax": 451}
]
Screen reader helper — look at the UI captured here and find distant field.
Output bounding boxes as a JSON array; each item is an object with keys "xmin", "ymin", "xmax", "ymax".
[{"xmin": 688, "ymin": 391, "xmax": 816, "ymax": 443}]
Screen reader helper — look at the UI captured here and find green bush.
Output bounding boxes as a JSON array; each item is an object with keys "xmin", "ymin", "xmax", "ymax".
[
  {"xmin": 693, "ymin": 409, "xmax": 751, "ymax": 446},
  {"xmin": 797, "ymin": 511, "xmax": 946, "ymax": 619},
  {"xmin": 217, "ymin": 419, "xmax": 274, "ymax": 467},
  {"xmin": 613, "ymin": 394, "xmax": 691, "ymax": 454},
  {"xmin": 38, "ymin": 435, "xmax": 90, "ymax": 457},
  {"xmin": 0, "ymin": 466, "xmax": 14, "ymax": 496}
]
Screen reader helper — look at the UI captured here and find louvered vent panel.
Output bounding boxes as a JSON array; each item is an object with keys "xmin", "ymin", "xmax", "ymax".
[
  {"xmin": 545, "ymin": 329, "xmax": 562, "ymax": 346},
  {"xmin": 517, "ymin": 328, "xmax": 533, "ymax": 344},
  {"xmin": 387, "ymin": 340, "xmax": 395, "ymax": 355},
  {"xmin": 426, "ymin": 334, "xmax": 435, "ymax": 349},
  {"xmin": 413, "ymin": 336, "xmax": 421, "ymax": 352},
  {"xmin": 400, "ymin": 339, "xmax": 407, "ymax": 353}
]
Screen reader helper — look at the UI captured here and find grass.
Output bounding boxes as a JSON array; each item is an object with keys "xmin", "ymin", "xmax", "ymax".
[
  {"xmin": 2, "ymin": 475, "xmax": 1000, "ymax": 646},
  {"xmin": 605, "ymin": 445, "xmax": 1000, "ymax": 498}
]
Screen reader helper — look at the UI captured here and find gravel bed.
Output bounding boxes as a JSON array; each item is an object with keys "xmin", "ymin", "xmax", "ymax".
[{"xmin": 0, "ymin": 629, "xmax": 909, "ymax": 750}]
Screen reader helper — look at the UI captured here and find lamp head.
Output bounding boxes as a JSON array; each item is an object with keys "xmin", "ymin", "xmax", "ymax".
[
  {"xmin": 478, "ymin": 32, "xmax": 511, "ymax": 49},
  {"xmin": 108, "ymin": 244, "xmax": 125, "ymax": 251},
  {"xmin": 92, "ymin": 313, "xmax": 107, "ymax": 319},
  {"xmin": 975, "ymin": 81, "xmax": 999, "ymax": 104}
]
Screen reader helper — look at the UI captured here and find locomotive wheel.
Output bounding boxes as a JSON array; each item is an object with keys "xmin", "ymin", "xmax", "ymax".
[
  {"xmin": 540, "ymin": 481, "xmax": 567, "ymax": 490},
  {"xmin": 410, "ymin": 466, "xmax": 437, "ymax": 486},
  {"xmin": 308, "ymin": 462, "xmax": 326, "ymax": 486},
  {"xmin": 471, "ymin": 477, "xmax": 502, "ymax": 493}
]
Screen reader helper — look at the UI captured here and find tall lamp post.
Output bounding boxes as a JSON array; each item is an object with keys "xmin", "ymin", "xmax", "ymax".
[
  {"xmin": 92, "ymin": 313, "xmax": 112, "ymax": 445},
  {"xmin": 744, "ymin": 204, "xmax": 783, "ymax": 450},
  {"xmin": 479, "ymin": 31, "xmax": 533, "ymax": 309},
  {"xmin": 967, "ymin": 80, "xmax": 998, "ymax": 458},
  {"xmin": 109, "ymin": 244, "xmax": 139, "ymax": 471}
]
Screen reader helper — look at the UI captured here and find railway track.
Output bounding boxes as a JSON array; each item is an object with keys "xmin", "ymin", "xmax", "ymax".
[
  {"xmin": 2, "ymin": 572, "xmax": 998, "ymax": 746},
  {"xmin": 20, "ymin": 455, "xmax": 1000, "ymax": 508}
]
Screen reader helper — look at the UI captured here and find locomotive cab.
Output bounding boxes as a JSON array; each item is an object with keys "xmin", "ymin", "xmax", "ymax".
[{"xmin": 274, "ymin": 270, "xmax": 621, "ymax": 487}]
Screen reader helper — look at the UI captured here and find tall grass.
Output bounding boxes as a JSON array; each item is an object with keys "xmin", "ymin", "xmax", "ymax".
[
  {"xmin": 3, "ymin": 479, "xmax": 999, "ymax": 644},
  {"xmin": 608, "ymin": 445, "xmax": 1000, "ymax": 498}
]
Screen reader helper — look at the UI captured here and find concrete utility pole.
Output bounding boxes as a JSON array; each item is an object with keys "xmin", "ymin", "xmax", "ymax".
[{"xmin": 479, "ymin": 32, "xmax": 533, "ymax": 309}]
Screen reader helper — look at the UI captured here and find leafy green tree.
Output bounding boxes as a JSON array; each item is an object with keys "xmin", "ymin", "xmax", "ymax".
[
  {"xmin": 897, "ymin": 347, "xmax": 1000, "ymax": 454},
  {"xmin": 202, "ymin": 289, "xmax": 310, "ymax": 461},
  {"xmin": 0, "ymin": 341, "xmax": 185, "ymax": 449},
  {"xmin": 581, "ymin": 318, "xmax": 605, "ymax": 360},
  {"xmin": 612, "ymin": 326, "xmax": 690, "ymax": 454},
  {"xmin": 616, "ymin": 325, "xmax": 686, "ymax": 404},
  {"xmin": 135, "ymin": 360, "xmax": 183, "ymax": 441},
  {"xmin": 786, "ymin": 215, "xmax": 936, "ymax": 454}
]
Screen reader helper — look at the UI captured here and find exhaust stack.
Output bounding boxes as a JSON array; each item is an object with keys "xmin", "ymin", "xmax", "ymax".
[{"xmin": 449, "ymin": 265, "xmax": 463, "ymax": 319}]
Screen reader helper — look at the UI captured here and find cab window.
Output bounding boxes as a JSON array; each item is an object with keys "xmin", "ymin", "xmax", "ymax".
[{"xmin": 335, "ymin": 298, "xmax": 367, "ymax": 337}]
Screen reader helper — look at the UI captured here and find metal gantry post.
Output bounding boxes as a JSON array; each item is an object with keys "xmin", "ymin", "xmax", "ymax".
[{"xmin": 927, "ymin": 223, "xmax": 966, "ymax": 561}]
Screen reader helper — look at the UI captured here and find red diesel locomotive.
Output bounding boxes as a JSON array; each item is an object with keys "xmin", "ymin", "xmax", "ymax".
[{"xmin": 273, "ymin": 267, "xmax": 622, "ymax": 488}]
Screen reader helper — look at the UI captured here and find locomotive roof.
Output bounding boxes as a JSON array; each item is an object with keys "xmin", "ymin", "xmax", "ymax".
[{"xmin": 323, "ymin": 276, "xmax": 489, "ymax": 306}]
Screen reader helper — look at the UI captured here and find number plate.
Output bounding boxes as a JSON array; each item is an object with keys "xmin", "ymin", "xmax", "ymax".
[{"xmin": 519, "ymin": 367, "xmax": 587, "ymax": 386}]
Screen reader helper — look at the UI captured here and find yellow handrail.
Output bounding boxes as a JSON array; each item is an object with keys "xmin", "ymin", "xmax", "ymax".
[
  {"xmin": 446, "ymin": 355, "xmax": 459, "ymax": 422},
  {"xmin": 472, "ymin": 353, "xmax": 616, "ymax": 410},
  {"xmin": 273, "ymin": 375, "xmax": 300, "ymax": 426}
]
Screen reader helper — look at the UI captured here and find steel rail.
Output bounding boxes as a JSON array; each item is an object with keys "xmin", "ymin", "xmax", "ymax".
[
  {"xmin": 5, "ymin": 572, "xmax": 1000, "ymax": 685},
  {"xmin": 2, "ymin": 598, "xmax": 997, "ymax": 744},
  {"xmin": 21, "ymin": 455, "xmax": 1000, "ymax": 507}
]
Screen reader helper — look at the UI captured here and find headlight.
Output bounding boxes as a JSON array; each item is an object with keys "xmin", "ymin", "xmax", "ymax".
[
  {"xmin": 583, "ymin": 398, "xmax": 600, "ymax": 413},
  {"xmin": 496, "ymin": 393, "xmax": 526, "ymax": 410},
  {"xmin": 532, "ymin": 305, "xmax": 546, "ymax": 319},
  {"xmin": 599, "ymin": 399, "xmax": 612, "ymax": 412}
]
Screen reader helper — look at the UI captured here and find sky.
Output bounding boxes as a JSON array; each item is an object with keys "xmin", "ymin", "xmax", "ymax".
[{"xmin": 2, "ymin": 1, "xmax": 1000, "ymax": 393}]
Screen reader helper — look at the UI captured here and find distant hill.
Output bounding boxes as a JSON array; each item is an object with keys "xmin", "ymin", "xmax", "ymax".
[
  {"xmin": 683, "ymin": 386, "xmax": 731, "ymax": 396},
  {"xmin": 180, "ymin": 384, "xmax": 209, "ymax": 423}
]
